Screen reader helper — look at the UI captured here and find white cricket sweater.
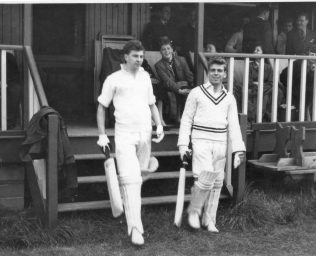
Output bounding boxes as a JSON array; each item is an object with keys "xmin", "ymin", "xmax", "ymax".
[{"xmin": 177, "ymin": 82, "xmax": 246, "ymax": 153}]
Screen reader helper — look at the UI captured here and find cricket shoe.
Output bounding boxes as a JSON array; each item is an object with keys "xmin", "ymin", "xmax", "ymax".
[
  {"xmin": 206, "ymin": 221, "xmax": 219, "ymax": 233},
  {"xmin": 131, "ymin": 228, "xmax": 144, "ymax": 246},
  {"xmin": 188, "ymin": 212, "xmax": 201, "ymax": 229}
]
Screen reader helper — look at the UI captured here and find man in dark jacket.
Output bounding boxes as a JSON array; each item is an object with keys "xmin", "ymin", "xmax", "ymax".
[
  {"xmin": 286, "ymin": 12, "xmax": 316, "ymax": 55},
  {"xmin": 242, "ymin": 4, "xmax": 275, "ymax": 54},
  {"xmin": 155, "ymin": 38, "xmax": 194, "ymax": 122}
]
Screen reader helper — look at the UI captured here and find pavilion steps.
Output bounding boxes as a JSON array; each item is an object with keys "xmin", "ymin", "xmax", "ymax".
[{"xmin": 58, "ymin": 194, "xmax": 229, "ymax": 213}]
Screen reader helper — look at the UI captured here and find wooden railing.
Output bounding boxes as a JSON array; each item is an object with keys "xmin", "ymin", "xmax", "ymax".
[
  {"xmin": 198, "ymin": 52, "xmax": 316, "ymax": 123},
  {"xmin": 0, "ymin": 45, "xmax": 49, "ymax": 131},
  {"xmin": 197, "ymin": 52, "xmax": 316, "ymax": 197},
  {"xmin": 0, "ymin": 44, "xmax": 59, "ymax": 227}
]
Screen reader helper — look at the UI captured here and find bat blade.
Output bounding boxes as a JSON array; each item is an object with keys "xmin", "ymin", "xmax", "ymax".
[
  {"xmin": 174, "ymin": 167, "xmax": 186, "ymax": 227},
  {"xmin": 104, "ymin": 158, "xmax": 124, "ymax": 217}
]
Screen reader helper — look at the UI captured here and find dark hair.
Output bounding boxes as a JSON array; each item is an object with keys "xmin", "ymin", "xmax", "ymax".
[
  {"xmin": 207, "ymin": 57, "xmax": 227, "ymax": 71},
  {"xmin": 253, "ymin": 40, "xmax": 263, "ymax": 48},
  {"xmin": 123, "ymin": 40, "xmax": 145, "ymax": 55},
  {"xmin": 159, "ymin": 37, "xmax": 173, "ymax": 49},
  {"xmin": 297, "ymin": 12, "xmax": 309, "ymax": 21}
]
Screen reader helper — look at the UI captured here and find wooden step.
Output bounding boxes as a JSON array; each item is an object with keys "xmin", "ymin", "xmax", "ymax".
[
  {"xmin": 58, "ymin": 194, "xmax": 229, "ymax": 212},
  {"xmin": 69, "ymin": 130, "xmax": 179, "ymax": 156},
  {"xmin": 74, "ymin": 150, "xmax": 179, "ymax": 161},
  {"xmin": 78, "ymin": 171, "xmax": 193, "ymax": 184}
]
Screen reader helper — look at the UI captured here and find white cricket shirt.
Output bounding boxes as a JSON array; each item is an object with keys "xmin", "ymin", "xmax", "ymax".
[{"xmin": 98, "ymin": 64, "xmax": 156, "ymax": 132}]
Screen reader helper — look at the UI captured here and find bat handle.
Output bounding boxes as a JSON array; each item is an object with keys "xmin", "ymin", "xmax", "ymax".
[
  {"xmin": 182, "ymin": 154, "xmax": 189, "ymax": 168},
  {"xmin": 100, "ymin": 145, "xmax": 111, "ymax": 160}
]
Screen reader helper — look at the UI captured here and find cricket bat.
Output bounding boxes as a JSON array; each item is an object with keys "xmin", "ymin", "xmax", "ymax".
[
  {"xmin": 174, "ymin": 154, "xmax": 189, "ymax": 227},
  {"xmin": 102, "ymin": 146, "xmax": 124, "ymax": 218}
]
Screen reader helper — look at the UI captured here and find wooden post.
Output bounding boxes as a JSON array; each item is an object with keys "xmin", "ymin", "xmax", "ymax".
[
  {"xmin": 242, "ymin": 58, "xmax": 250, "ymax": 115},
  {"xmin": 257, "ymin": 58, "xmax": 265, "ymax": 123},
  {"xmin": 194, "ymin": 3, "xmax": 204, "ymax": 86},
  {"xmin": 23, "ymin": 4, "xmax": 33, "ymax": 128},
  {"xmin": 233, "ymin": 114, "xmax": 247, "ymax": 204},
  {"xmin": 299, "ymin": 59, "xmax": 307, "ymax": 121},
  {"xmin": 46, "ymin": 114, "xmax": 59, "ymax": 228},
  {"xmin": 271, "ymin": 58, "xmax": 280, "ymax": 122},
  {"xmin": 1, "ymin": 50, "xmax": 7, "ymax": 131}
]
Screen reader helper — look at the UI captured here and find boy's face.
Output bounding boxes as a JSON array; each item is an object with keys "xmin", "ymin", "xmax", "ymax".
[
  {"xmin": 160, "ymin": 44, "xmax": 173, "ymax": 61},
  {"xmin": 124, "ymin": 50, "xmax": 144, "ymax": 71},
  {"xmin": 284, "ymin": 22, "xmax": 293, "ymax": 33},
  {"xmin": 253, "ymin": 46, "xmax": 263, "ymax": 54},
  {"xmin": 205, "ymin": 44, "xmax": 216, "ymax": 53},
  {"xmin": 208, "ymin": 64, "xmax": 226, "ymax": 86}
]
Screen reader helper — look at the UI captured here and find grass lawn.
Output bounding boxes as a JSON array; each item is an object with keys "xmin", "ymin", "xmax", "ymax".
[{"xmin": 1, "ymin": 181, "xmax": 316, "ymax": 256}]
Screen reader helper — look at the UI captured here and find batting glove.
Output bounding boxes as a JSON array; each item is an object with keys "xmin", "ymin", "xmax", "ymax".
[
  {"xmin": 179, "ymin": 145, "xmax": 189, "ymax": 160},
  {"xmin": 97, "ymin": 134, "xmax": 111, "ymax": 153},
  {"xmin": 152, "ymin": 124, "xmax": 164, "ymax": 143},
  {"xmin": 234, "ymin": 151, "xmax": 245, "ymax": 169}
]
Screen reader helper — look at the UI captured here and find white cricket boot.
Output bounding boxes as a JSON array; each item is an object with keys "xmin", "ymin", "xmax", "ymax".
[
  {"xmin": 131, "ymin": 228, "xmax": 144, "ymax": 246},
  {"xmin": 188, "ymin": 211, "xmax": 201, "ymax": 229},
  {"xmin": 207, "ymin": 221, "xmax": 219, "ymax": 233}
]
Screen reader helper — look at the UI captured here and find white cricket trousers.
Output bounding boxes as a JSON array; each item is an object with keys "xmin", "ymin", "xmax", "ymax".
[
  {"xmin": 115, "ymin": 129, "xmax": 152, "ymax": 235},
  {"xmin": 188, "ymin": 139, "xmax": 227, "ymax": 225}
]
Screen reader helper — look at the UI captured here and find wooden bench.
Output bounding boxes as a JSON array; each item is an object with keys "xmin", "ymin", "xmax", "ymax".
[{"xmin": 248, "ymin": 122, "xmax": 316, "ymax": 193}]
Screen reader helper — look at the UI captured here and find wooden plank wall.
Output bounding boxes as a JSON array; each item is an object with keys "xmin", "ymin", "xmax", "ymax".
[
  {"xmin": 131, "ymin": 3, "xmax": 150, "ymax": 41},
  {"xmin": 0, "ymin": 4, "xmax": 23, "ymax": 45},
  {"xmin": 84, "ymin": 3, "xmax": 150, "ymax": 103},
  {"xmin": 0, "ymin": 164, "xmax": 24, "ymax": 210}
]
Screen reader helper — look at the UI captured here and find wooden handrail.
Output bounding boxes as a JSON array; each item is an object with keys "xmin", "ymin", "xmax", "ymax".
[
  {"xmin": 201, "ymin": 52, "xmax": 316, "ymax": 61},
  {"xmin": 24, "ymin": 45, "xmax": 48, "ymax": 107},
  {"xmin": 0, "ymin": 45, "xmax": 24, "ymax": 51}
]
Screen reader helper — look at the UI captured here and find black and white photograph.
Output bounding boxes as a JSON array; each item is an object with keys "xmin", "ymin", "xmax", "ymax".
[{"xmin": 0, "ymin": 0, "xmax": 316, "ymax": 255}]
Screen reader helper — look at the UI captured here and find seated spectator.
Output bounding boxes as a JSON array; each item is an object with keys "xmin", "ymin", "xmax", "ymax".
[
  {"xmin": 199, "ymin": 42, "xmax": 217, "ymax": 71},
  {"xmin": 0, "ymin": 51, "xmax": 22, "ymax": 129},
  {"xmin": 234, "ymin": 42, "xmax": 284, "ymax": 122},
  {"xmin": 205, "ymin": 43, "xmax": 217, "ymax": 53},
  {"xmin": 280, "ymin": 45, "xmax": 316, "ymax": 121},
  {"xmin": 276, "ymin": 18, "xmax": 293, "ymax": 54},
  {"xmin": 155, "ymin": 38, "xmax": 194, "ymax": 123}
]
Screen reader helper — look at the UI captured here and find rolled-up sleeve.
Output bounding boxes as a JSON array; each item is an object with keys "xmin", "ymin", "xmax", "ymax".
[
  {"xmin": 227, "ymin": 95, "xmax": 246, "ymax": 152},
  {"xmin": 177, "ymin": 90, "xmax": 197, "ymax": 146},
  {"xmin": 98, "ymin": 76, "xmax": 115, "ymax": 108},
  {"xmin": 147, "ymin": 75, "xmax": 156, "ymax": 105}
]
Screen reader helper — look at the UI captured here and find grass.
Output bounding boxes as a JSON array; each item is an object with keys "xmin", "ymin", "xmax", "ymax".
[{"xmin": 0, "ymin": 181, "xmax": 316, "ymax": 256}]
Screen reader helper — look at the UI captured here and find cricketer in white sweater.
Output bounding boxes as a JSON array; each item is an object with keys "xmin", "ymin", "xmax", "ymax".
[{"xmin": 178, "ymin": 81, "xmax": 245, "ymax": 153}]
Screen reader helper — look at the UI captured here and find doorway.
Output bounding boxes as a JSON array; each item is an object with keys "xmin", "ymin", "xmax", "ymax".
[{"xmin": 33, "ymin": 4, "xmax": 87, "ymax": 122}]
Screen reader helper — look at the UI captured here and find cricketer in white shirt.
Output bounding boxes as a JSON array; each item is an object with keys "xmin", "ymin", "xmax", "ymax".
[{"xmin": 96, "ymin": 40, "xmax": 164, "ymax": 246}]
